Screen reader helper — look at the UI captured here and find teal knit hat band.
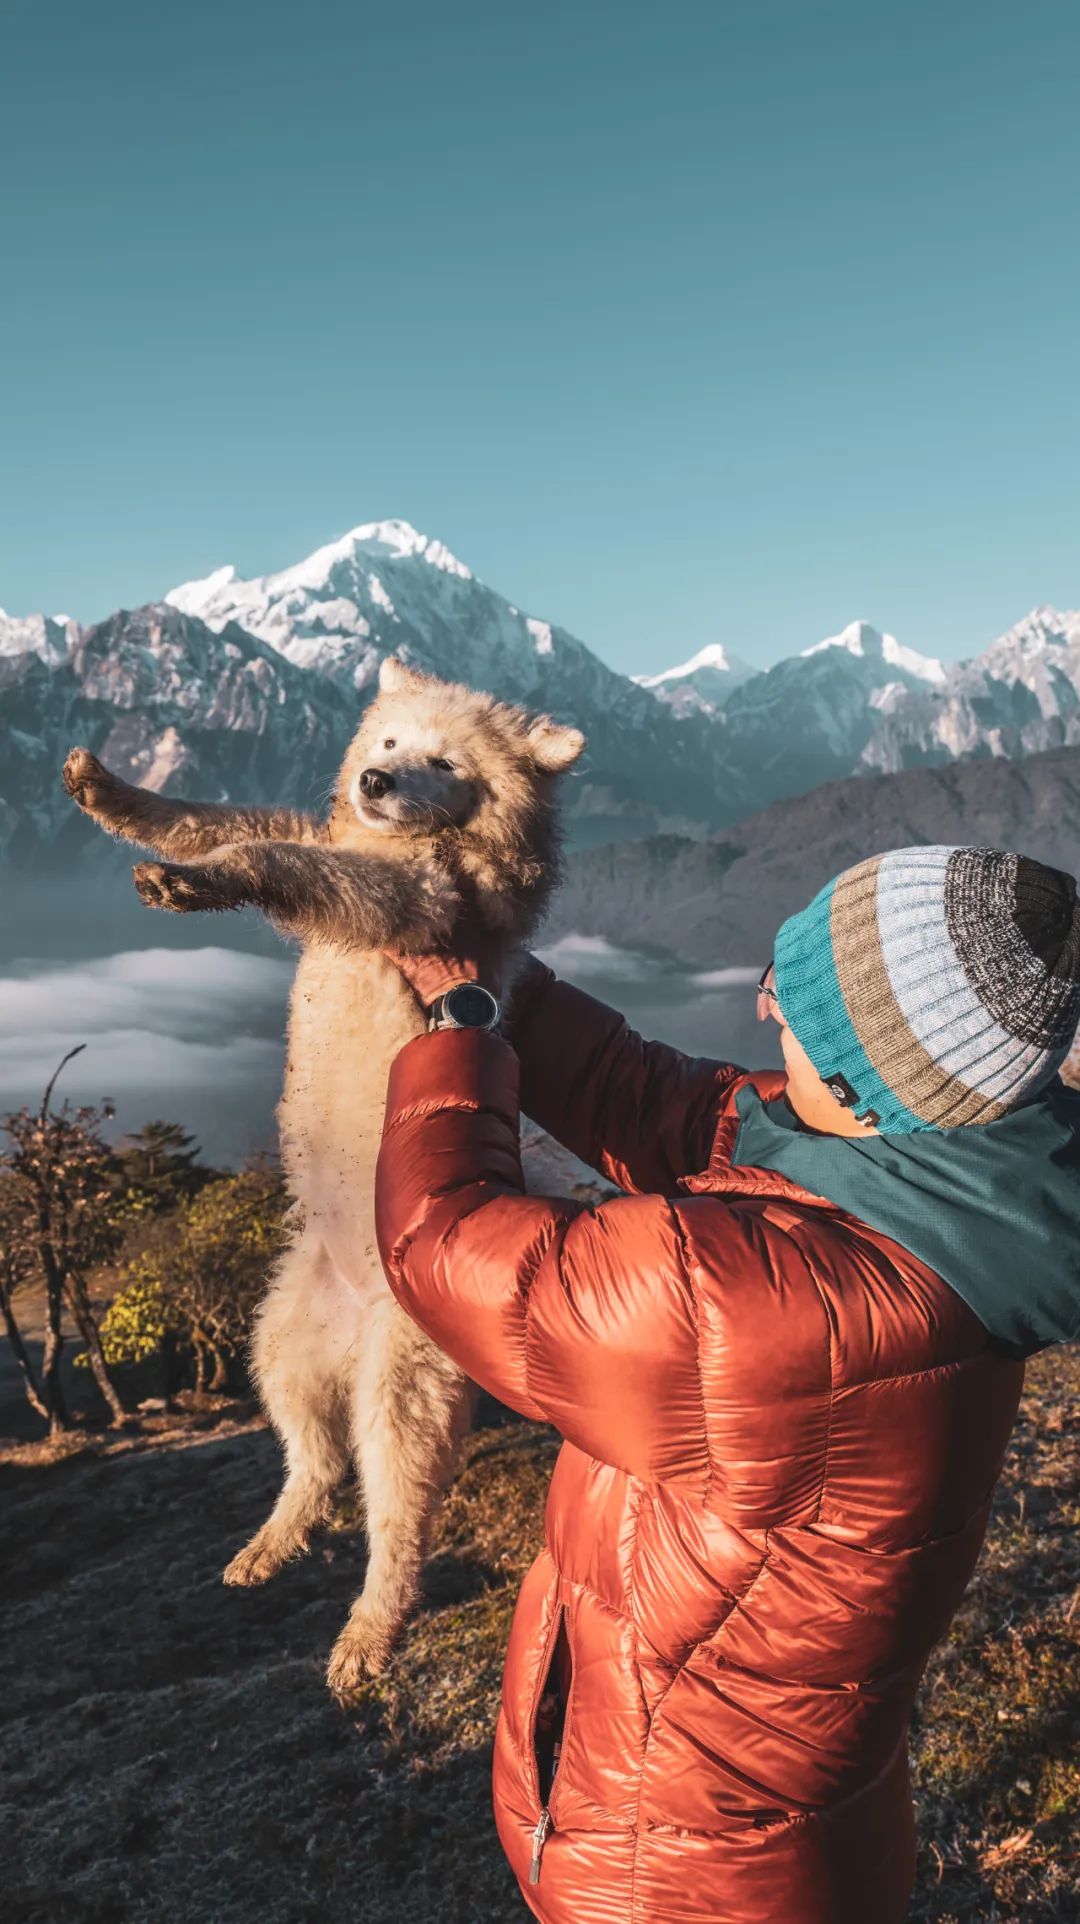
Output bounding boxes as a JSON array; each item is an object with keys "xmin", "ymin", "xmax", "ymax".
[{"xmin": 772, "ymin": 845, "xmax": 1080, "ymax": 1134}]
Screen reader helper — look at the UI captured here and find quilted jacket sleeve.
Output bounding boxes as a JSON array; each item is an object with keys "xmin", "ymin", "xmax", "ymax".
[
  {"xmin": 509, "ymin": 960, "xmax": 743, "ymax": 1194},
  {"xmin": 375, "ymin": 1029, "xmax": 712, "ymax": 1489}
]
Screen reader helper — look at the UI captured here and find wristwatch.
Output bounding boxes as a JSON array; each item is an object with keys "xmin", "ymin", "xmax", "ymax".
[{"xmin": 427, "ymin": 982, "xmax": 502, "ymax": 1033}]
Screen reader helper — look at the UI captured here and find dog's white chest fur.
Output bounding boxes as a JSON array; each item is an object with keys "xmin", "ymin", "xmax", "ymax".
[{"xmin": 278, "ymin": 946, "xmax": 426, "ymax": 1302}]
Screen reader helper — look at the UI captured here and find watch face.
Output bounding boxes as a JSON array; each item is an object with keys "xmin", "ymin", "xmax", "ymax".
[{"xmin": 445, "ymin": 983, "xmax": 499, "ymax": 1028}]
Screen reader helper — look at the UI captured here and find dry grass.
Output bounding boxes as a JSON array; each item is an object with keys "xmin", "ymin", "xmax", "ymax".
[
  {"xmin": 2, "ymin": 1353, "xmax": 1078, "ymax": 1923},
  {"xmin": 909, "ymin": 1344, "xmax": 1080, "ymax": 1920}
]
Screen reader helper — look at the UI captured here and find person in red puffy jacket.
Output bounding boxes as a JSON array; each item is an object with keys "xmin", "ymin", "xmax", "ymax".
[{"xmin": 376, "ymin": 845, "xmax": 1080, "ymax": 1924}]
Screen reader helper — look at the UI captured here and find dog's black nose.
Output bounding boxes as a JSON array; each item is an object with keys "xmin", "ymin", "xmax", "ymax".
[{"xmin": 359, "ymin": 768, "xmax": 395, "ymax": 800}]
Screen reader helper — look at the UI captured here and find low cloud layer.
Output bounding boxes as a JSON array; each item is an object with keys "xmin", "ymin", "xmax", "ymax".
[
  {"xmin": 535, "ymin": 934, "xmax": 664, "ymax": 981},
  {"xmin": 0, "ymin": 939, "xmax": 780, "ymax": 1165},
  {"xmin": 0, "ymin": 947, "xmax": 292, "ymax": 1161},
  {"xmin": 536, "ymin": 936, "xmax": 776, "ymax": 1072}
]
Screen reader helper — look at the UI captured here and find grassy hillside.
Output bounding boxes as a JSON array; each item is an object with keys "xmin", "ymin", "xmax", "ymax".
[{"xmin": 2, "ymin": 1347, "xmax": 1078, "ymax": 1924}]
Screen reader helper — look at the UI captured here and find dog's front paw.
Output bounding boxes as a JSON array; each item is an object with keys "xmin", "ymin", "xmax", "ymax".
[
  {"xmin": 326, "ymin": 1615, "xmax": 397, "ymax": 1697},
  {"xmin": 133, "ymin": 860, "xmax": 239, "ymax": 914},
  {"xmin": 62, "ymin": 746, "xmax": 123, "ymax": 818}
]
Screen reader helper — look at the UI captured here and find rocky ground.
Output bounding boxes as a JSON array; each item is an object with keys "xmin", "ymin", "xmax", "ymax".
[{"xmin": 2, "ymin": 1344, "xmax": 1077, "ymax": 1923}]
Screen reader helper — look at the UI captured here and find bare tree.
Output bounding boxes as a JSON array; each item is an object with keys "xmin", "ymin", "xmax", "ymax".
[
  {"xmin": 0, "ymin": 1045, "xmax": 127, "ymax": 1432},
  {"xmin": 0, "ymin": 1172, "xmax": 50, "ymax": 1423}
]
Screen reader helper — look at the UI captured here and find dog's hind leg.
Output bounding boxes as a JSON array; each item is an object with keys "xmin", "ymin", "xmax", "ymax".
[
  {"xmin": 224, "ymin": 1236, "xmax": 353, "ymax": 1587},
  {"xmin": 326, "ymin": 1293, "xmax": 475, "ymax": 1693}
]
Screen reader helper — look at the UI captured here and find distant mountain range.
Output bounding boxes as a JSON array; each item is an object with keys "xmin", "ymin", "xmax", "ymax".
[
  {"xmin": 0, "ymin": 523, "xmax": 740, "ymax": 860},
  {"xmin": 3, "ymin": 518, "xmax": 1080, "ymax": 873},
  {"xmin": 858, "ymin": 605, "xmax": 1080, "ymax": 774},
  {"xmin": 550, "ymin": 742, "xmax": 1080, "ymax": 966}
]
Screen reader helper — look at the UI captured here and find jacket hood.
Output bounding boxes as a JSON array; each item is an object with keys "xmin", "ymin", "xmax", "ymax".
[{"xmin": 728, "ymin": 1076, "xmax": 1080, "ymax": 1357}]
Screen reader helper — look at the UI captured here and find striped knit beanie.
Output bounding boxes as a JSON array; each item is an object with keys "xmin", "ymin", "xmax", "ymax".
[{"xmin": 773, "ymin": 846, "xmax": 1080, "ymax": 1133}]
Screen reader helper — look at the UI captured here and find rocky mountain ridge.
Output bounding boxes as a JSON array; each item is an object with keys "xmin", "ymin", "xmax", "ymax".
[
  {"xmin": 3, "ymin": 521, "xmax": 1080, "ymax": 866},
  {"xmin": 0, "ymin": 604, "xmax": 350, "ymax": 867},
  {"xmin": 640, "ymin": 606, "xmax": 1080, "ymax": 789},
  {"xmin": 859, "ymin": 605, "xmax": 1080, "ymax": 774},
  {"xmin": 0, "ymin": 561, "xmax": 741, "ymax": 864},
  {"xmin": 550, "ymin": 741, "xmax": 1080, "ymax": 965}
]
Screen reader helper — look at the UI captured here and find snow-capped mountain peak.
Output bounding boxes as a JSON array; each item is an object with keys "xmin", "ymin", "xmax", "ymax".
[
  {"xmin": 168, "ymin": 519, "xmax": 471, "ymax": 615},
  {"xmin": 801, "ymin": 618, "xmax": 946, "ymax": 685},
  {"xmin": 269, "ymin": 519, "xmax": 474, "ymax": 593},
  {"xmin": 0, "ymin": 608, "xmax": 77, "ymax": 664},
  {"xmin": 982, "ymin": 604, "xmax": 1080, "ymax": 661},
  {"xmin": 633, "ymin": 640, "xmax": 755, "ymax": 717},
  {"xmin": 941, "ymin": 604, "xmax": 1080, "ymax": 726},
  {"xmin": 635, "ymin": 641, "xmax": 747, "ymax": 688},
  {"xmin": 166, "ymin": 519, "xmax": 699, "ymax": 811},
  {"xmin": 859, "ymin": 603, "xmax": 1080, "ymax": 776},
  {"xmin": 165, "ymin": 520, "xmax": 485, "ymax": 682}
]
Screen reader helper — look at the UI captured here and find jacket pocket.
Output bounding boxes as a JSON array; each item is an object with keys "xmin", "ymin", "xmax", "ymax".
[
  {"xmin": 535, "ymin": 1607, "xmax": 575, "ymax": 1803},
  {"xmin": 526, "ymin": 1601, "xmax": 576, "ymax": 1885}
]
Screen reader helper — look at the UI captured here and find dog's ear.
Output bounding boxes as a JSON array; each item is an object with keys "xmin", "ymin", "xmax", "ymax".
[
  {"xmin": 525, "ymin": 715, "xmax": 586, "ymax": 772},
  {"xmin": 378, "ymin": 654, "xmax": 428, "ymax": 695}
]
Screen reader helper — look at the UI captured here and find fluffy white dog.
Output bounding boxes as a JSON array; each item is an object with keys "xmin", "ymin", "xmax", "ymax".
[{"xmin": 63, "ymin": 657, "xmax": 584, "ymax": 1691}]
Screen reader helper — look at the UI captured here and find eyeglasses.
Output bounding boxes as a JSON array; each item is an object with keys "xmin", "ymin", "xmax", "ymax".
[{"xmin": 757, "ymin": 960, "xmax": 781, "ymax": 1023}]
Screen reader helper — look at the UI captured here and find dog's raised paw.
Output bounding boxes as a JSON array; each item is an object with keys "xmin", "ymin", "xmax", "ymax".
[
  {"xmin": 133, "ymin": 860, "xmax": 233, "ymax": 914},
  {"xmin": 62, "ymin": 746, "xmax": 116, "ymax": 812},
  {"xmin": 133, "ymin": 861, "xmax": 187, "ymax": 911}
]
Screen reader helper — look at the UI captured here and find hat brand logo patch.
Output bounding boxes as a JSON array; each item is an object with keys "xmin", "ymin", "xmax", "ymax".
[{"xmin": 824, "ymin": 1072, "xmax": 860, "ymax": 1108}]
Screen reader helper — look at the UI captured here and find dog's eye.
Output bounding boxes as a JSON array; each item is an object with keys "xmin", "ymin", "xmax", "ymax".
[
  {"xmin": 430, "ymin": 757, "xmax": 455, "ymax": 773},
  {"xmin": 383, "ymin": 738, "xmax": 396, "ymax": 750}
]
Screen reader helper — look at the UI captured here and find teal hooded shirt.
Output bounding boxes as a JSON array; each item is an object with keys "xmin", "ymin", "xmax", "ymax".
[{"xmin": 731, "ymin": 1076, "xmax": 1080, "ymax": 1358}]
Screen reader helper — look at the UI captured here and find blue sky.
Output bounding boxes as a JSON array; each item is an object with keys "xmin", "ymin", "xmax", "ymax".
[{"xmin": 2, "ymin": 0, "xmax": 1078, "ymax": 674}]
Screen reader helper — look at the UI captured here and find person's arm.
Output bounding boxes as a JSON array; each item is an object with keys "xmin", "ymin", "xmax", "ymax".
[
  {"xmin": 506, "ymin": 957, "xmax": 744, "ymax": 1194},
  {"xmin": 385, "ymin": 942, "xmax": 747, "ymax": 1197},
  {"xmin": 375, "ymin": 1028, "xmax": 714, "ymax": 1490}
]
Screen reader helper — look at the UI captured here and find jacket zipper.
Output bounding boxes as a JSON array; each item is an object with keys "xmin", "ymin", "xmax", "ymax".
[
  {"xmin": 526, "ymin": 1601, "xmax": 574, "ymax": 1889},
  {"xmin": 528, "ymin": 1807, "xmax": 552, "ymax": 1885}
]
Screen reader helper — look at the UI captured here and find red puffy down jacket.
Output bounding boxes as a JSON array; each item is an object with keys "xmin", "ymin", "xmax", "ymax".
[{"xmin": 375, "ymin": 970, "xmax": 1025, "ymax": 1924}]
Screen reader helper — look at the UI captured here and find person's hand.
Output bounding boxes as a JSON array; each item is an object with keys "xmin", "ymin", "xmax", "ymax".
[{"xmin": 383, "ymin": 918, "xmax": 504, "ymax": 1008}]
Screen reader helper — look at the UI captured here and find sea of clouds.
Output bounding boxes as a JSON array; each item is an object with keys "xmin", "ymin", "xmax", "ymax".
[
  {"xmin": 0, "ymin": 938, "xmax": 779, "ymax": 1165},
  {"xmin": 0, "ymin": 947, "xmax": 291, "ymax": 1162}
]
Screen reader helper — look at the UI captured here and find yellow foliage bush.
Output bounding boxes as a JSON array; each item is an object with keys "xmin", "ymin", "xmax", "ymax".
[
  {"xmin": 78, "ymin": 1263, "xmax": 170, "ymax": 1369},
  {"xmin": 76, "ymin": 1166, "xmax": 287, "ymax": 1386}
]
